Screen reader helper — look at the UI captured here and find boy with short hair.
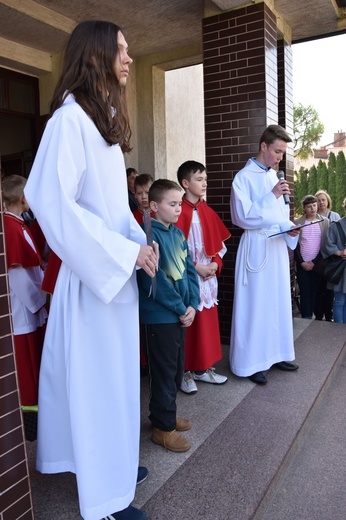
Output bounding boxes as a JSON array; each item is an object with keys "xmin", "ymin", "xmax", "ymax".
[
  {"xmin": 133, "ymin": 173, "xmax": 154, "ymax": 224},
  {"xmin": 2, "ymin": 174, "xmax": 47, "ymax": 406},
  {"xmin": 137, "ymin": 179, "xmax": 200, "ymax": 452},
  {"xmin": 176, "ymin": 161, "xmax": 230, "ymax": 394}
]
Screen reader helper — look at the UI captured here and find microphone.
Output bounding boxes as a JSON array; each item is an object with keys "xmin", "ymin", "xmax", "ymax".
[{"xmin": 276, "ymin": 170, "xmax": 290, "ymax": 205}]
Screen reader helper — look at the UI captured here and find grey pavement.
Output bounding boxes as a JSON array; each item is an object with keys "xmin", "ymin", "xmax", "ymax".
[{"xmin": 27, "ymin": 318, "xmax": 346, "ymax": 519}]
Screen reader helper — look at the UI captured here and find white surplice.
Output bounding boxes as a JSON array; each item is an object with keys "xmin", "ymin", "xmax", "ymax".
[
  {"xmin": 5, "ymin": 213, "xmax": 47, "ymax": 334},
  {"xmin": 230, "ymin": 159, "xmax": 298, "ymax": 377},
  {"xmin": 25, "ymin": 94, "xmax": 146, "ymax": 520}
]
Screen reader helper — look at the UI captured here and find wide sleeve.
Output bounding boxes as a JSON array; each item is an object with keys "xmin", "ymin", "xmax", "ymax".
[
  {"xmin": 321, "ymin": 221, "xmax": 344, "ymax": 258},
  {"xmin": 230, "ymin": 166, "xmax": 292, "ymax": 232},
  {"xmin": 8, "ymin": 267, "xmax": 46, "ymax": 313},
  {"xmin": 25, "ymin": 106, "xmax": 143, "ymax": 304},
  {"xmin": 281, "ymin": 232, "xmax": 299, "ymax": 251}
]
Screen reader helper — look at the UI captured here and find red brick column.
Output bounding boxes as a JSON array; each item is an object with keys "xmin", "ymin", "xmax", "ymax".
[
  {"xmin": 203, "ymin": 3, "xmax": 279, "ymax": 343},
  {"xmin": 0, "ymin": 193, "xmax": 34, "ymax": 519}
]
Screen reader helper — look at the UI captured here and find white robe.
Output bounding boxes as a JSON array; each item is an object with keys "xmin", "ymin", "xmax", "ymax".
[
  {"xmin": 24, "ymin": 95, "xmax": 146, "ymax": 520},
  {"xmin": 230, "ymin": 159, "xmax": 298, "ymax": 377}
]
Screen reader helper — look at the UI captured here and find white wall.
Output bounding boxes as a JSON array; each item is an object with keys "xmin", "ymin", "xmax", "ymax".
[{"xmin": 165, "ymin": 64, "xmax": 205, "ymax": 181}]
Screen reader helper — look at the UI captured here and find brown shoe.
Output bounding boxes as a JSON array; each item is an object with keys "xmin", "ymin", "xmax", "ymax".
[
  {"xmin": 151, "ymin": 427, "xmax": 191, "ymax": 452},
  {"xmin": 176, "ymin": 417, "xmax": 192, "ymax": 431}
]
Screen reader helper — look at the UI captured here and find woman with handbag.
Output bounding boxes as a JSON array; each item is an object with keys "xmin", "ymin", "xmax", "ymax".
[{"xmin": 321, "ymin": 198, "xmax": 346, "ymax": 323}]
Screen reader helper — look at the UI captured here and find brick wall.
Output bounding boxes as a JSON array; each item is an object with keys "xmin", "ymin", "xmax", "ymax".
[
  {"xmin": 203, "ymin": 3, "xmax": 279, "ymax": 343},
  {"xmin": 0, "ymin": 191, "xmax": 34, "ymax": 520}
]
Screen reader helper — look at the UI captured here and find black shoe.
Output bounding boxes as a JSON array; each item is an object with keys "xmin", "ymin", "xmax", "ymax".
[
  {"xmin": 248, "ymin": 372, "xmax": 267, "ymax": 384},
  {"xmin": 274, "ymin": 361, "xmax": 299, "ymax": 371},
  {"xmin": 137, "ymin": 466, "xmax": 148, "ymax": 485},
  {"xmin": 104, "ymin": 505, "xmax": 148, "ymax": 520}
]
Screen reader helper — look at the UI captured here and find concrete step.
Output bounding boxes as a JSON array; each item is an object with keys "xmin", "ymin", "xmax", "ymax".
[{"xmin": 140, "ymin": 320, "xmax": 346, "ymax": 520}]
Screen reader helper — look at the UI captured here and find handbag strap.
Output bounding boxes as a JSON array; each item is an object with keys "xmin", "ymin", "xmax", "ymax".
[{"xmin": 335, "ymin": 220, "xmax": 346, "ymax": 247}]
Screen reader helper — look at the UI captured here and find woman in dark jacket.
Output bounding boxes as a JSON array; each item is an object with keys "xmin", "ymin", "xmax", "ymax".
[
  {"xmin": 321, "ymin": 198, "xmax": 346, "ymax": 323},
  {"xmin": 314, "ymin": 190, "xmax": 340, "ymax": 320}
]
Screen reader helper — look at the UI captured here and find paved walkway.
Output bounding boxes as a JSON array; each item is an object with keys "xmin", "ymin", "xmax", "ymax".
[{"xmin": 27, "ymin": 318, "xmax": 346, "ymax": 519}]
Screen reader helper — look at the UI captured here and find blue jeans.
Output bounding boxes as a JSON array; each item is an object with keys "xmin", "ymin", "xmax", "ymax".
[{"xmin": 333, "ymin": 291, "xmax": 346, "ymax": 323}]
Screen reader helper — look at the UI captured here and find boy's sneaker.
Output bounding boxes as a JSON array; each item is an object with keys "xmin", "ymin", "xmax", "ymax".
[
  {"xmin": 104, "ymin": 505, "xmax": 147, "ymax": 519},
  {"xmin": 180, "ymin": 371, "xmax": 198, "ymax": 394},
  {"xmin": 192, "ymin": 367, "xmax": 228, "ymax": 384}
]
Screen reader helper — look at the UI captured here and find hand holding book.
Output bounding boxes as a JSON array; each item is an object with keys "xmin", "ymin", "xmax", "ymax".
[{"xmin": 269, "ymin": 218, "xmax": 324, "ymax": 238}]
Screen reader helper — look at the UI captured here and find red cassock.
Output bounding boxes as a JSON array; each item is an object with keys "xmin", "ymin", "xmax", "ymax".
[
  {"xmin": 4, "ymin": 213, "xmax": 46, "ymax": 405},
  {"xmin": 132, "ymin": 208, "xmax": 155, "ymax": 225},
  {"xmin": 176, "ymin": 197, "xmax": 231, "ymax": 371},
  {"xmin": 41, "ymin": 250, "xmax": 62, "ymax": 294}
]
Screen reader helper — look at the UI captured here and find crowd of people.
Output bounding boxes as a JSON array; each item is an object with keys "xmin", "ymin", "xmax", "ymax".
[
  {"xmin": 1, "ymin": 19, "xmax": 346, "ymax": 520},
  {"xmin": 294, "ymin": 191, "xmax": 346, "ymax": 324}
]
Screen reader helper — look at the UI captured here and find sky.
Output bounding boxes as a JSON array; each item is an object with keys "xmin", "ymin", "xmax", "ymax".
[{"xmin": 292, "ymin": 33, "xmax": 346, "ymax": 148}]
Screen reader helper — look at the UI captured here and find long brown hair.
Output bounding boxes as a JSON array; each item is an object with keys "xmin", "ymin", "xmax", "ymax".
[{"xmin": 50, "ymin": 20, "xmax": 132, "ymax": 152}]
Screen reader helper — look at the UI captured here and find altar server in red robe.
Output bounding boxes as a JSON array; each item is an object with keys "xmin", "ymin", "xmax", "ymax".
[
  {"xmin": 2, "ymin": 174, "xmax": 47, "ymax": 405},
  {"xmin": 176, "ymin": 161, "xmax": 231, "ymax": 394}
]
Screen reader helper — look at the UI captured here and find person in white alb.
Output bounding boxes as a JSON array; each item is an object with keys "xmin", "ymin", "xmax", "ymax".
[
  {"xmin": 230, "ymin": 125, "xmax": 300, "ymax": 385},
  {"xmin": 24, "ymin": 20, "xmax": 157, "ymax": 520}
]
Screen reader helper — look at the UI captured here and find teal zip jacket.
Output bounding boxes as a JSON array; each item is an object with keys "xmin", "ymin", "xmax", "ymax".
[{"xmin": 137, "ymin": 219, "xmax": 200, "ymax": 324}]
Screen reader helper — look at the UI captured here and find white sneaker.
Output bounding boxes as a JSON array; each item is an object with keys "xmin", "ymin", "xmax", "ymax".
[
  {"xmin": 180, "ymin": 371, "xmax": 198, "ymax": 394},
  {"xmin": 192, "ymin": 368, "xmax": 228, "ymax": 384}
]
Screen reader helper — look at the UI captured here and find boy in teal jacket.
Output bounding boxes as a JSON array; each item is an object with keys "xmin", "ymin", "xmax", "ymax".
[{"xmin": 137, "ymin": 179, "xmax": 200, "ymax": 453}]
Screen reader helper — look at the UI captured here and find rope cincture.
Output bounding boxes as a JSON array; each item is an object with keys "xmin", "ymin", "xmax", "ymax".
[{"xmin": 243, "ymin": 229, "xmax": 269, "ymax": 285}]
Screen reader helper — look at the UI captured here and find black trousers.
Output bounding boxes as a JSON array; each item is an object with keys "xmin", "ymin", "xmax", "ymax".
[
  {"xmin": 144, "ymin": 322, "xmax": 185, "ymax": 431},
  {"xmin": 296, "ymin": 264, "xmax": 322, "ymax": 319},
  {"xmin": 314, "ymin": 277, "xmax": 334, "ymax": 320}
]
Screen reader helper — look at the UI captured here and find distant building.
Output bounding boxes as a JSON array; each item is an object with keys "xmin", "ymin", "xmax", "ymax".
[{"xmin": 295, "ymin": 131, "xmax": 346, "ymax": 170}]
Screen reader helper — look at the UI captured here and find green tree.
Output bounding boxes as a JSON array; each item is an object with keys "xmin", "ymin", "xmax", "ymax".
[
  {"xmin": 316, "ymin": 160, "xmax": 328, "ymax": 192},
  {"xmin": 335, "ymin": 151, "xmax": 346, "ymax": 215},
  {"xmin": 328, "ymin": 152, "xmax": 337, "ymax": 205},
  {"xmin": 294, "ymin": 103, "xmax": 324, "ymax": 159},
  {"xmin": 308, "ymin": 165, "xmax": 318, "ymax": 195},
  {"xmin": 294, "ymin": 167, "xmax": 309, "ymax": 214}
]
